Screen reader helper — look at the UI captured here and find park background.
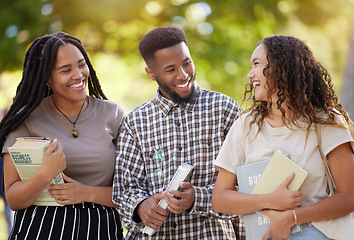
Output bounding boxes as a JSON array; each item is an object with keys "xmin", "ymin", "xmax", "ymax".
[{"xmin": 1, "ymin": 0, "xmax": 354, "ymax": 238}]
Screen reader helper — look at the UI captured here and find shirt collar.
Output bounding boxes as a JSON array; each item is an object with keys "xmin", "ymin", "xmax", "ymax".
[{"xmin": 153, "ymin": 84, "xmax": 201, "ymax": 115}]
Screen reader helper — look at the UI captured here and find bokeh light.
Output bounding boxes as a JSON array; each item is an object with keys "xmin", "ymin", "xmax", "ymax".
[
  {"xmin": 41, "ymin": 3, "xmax": 53, "ymax": 15},
  {"xmin": 5, "ymin": 25, "xmax": 18, "ymax": 38},
  {"xmin": 146, "ymin": 1, "xmax": 162, "ymax": 16}
]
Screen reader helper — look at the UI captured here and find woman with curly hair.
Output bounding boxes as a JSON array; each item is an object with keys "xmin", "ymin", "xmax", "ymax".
[
  {"xmin": 212, "ymin": 35, "xmax": 354, "ymax": 239},
  {"xmin": 1, "ymin": 32, "xmax": 125, "ymax": 239}
]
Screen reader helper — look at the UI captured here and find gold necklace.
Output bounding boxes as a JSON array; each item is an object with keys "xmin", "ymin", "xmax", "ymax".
[{"xmin": 52, "ymin": 97, "xmax": 86, "ymax": 138}]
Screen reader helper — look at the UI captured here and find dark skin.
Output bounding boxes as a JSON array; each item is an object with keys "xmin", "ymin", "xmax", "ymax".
[
  {"xmin": 167, "ymin": 182, "xmax": 195, "ymax": 214},
  {"xmin": 137, "ymin": 191, "xmax": 169, "ymax": 230},
  {"xmin": 137, "ymin": 182, "xmax": 195, "ymax": 230},
  {"xmin": 137, "ymin": 42, "xmax": 197, "ymax": 230}
]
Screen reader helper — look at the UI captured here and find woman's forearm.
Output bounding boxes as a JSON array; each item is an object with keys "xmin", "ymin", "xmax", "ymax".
[
  {"xmin": 212, "ymin": 189, "xmax": 266, "ymax": 215},
  {"xmin": 84, "ymin": 185, "xmax": 116, "ymax": 207},
  {"xmin": 4, "ymin": 153, "xmax": 57, "ymax": 210},
  {"xmin": 294, "ymin": 192, "xmax": 354, "ymax": 225},
  {"xmin": 6, "ymin": 171, "xmax": 53, "ymax": 210}
]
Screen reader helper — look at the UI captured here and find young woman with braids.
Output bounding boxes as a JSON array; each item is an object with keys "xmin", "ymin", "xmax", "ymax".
[
  {"xmin": 0, "ymin": 32, "xmax": 125, "ymax": 239},
  {"xmin": 212, "ymin": 36, "xmax": 354, "ymax": 239}
]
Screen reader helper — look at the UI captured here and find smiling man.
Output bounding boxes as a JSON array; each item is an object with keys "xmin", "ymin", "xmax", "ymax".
[{"xmin": 113, "ymin": 26, "xmax": 244, "ymax": 239}]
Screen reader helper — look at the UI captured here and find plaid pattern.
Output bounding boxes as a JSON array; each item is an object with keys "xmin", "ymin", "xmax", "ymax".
[{"xmin": 113, "ymin": 86, "xmax": 245, "ymax": 239}]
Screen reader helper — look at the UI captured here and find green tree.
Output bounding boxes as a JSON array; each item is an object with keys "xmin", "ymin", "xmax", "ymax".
[
  {"xmin": 1, "ymin": 0, "xmax": 352, "ymax": 111},
  {"xmin": 0, "ymin": 0, "xmax": 51, "ymax": 71}
]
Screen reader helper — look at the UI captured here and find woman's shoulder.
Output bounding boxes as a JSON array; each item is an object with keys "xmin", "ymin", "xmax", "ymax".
[
  {"xmin": 89, "ymin": 96, "xmax": 124, "ymax": 112},
  {"xmin": 30, "ymin": 97, "xmax": 52, "ymax": 117},
  {"xmin": 88, "ymin": 96, "xmax": 126, "ymax": 121},
  {"xmin": 89, "ymin": 96, "xmax": 115, "ymax": 107},
  {"xmin": 239, "ymin": 111, "xmax": 257, "ymax": 124},
  {"xmin": 315, "ymin": 108, "xmax": 347, "ymax": 125},
  {"xmin": 228, "ymin": 111, "xmax": 256, "ymax": 135}
]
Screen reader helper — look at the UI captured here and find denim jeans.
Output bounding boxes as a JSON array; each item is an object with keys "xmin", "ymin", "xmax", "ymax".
[{"xmin": 268, "ymin": 223, "xmax": 332, "ymax": 240}]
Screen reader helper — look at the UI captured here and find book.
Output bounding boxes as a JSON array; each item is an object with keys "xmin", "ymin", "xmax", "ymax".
[
  {"xmin": 236, "ymin": 151, "xmax": 308, "ymax": 240},
  {"xmin": 251, "ymin": 151, "xmax": 308, "ymax": 195},
  {"xmin": 7, "ymin": 137, "xmax": 64, "ymax": 206},
  {"xmin": 143, "ymin": 162, "xmax": 194, "ymax": 236},
  {"xmin": 236, "ymin": 159, "xmax": 270, "ymax": 240}
]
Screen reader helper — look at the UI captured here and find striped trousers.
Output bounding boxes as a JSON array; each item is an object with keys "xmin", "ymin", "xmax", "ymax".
[{"xmin": 9, "ymin": 203, "xmax": 123, "ymax": 240}]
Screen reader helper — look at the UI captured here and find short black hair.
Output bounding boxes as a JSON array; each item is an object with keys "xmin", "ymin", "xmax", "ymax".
[{"xmin": 138, "ymin": 26, "xmax": 188, "ymax": 63}]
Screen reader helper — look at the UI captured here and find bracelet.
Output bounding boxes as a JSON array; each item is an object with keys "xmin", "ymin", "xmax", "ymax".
[{"xmin": 291, "ymin": 209, "xmax": 298, "ymax": 225}]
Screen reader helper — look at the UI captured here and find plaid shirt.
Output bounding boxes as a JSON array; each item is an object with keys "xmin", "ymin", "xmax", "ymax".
[{"xmin": 113, "ymin": 86, "xmax": 245, "ymax": 239}]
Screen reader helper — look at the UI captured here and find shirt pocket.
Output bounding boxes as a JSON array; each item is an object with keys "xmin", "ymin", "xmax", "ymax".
[{"xmin": 190, "ymin": 134, "xmax": 223, "ymax": 186}]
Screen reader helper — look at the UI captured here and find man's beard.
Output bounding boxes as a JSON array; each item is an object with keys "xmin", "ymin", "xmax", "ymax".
[{"xmin": 156, "ymin": 74, "xmax": 198, "ymax": 104}]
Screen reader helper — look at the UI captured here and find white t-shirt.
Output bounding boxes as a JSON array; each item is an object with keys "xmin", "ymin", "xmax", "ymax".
[{"xmin": 214, "ymin": 111, "xmax": 354, "ymax": 206}]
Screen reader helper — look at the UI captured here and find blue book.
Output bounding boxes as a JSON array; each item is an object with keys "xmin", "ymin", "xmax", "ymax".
[{"xmin": 236, "ymin": 159, "xmax": 270, "ymax": 240}]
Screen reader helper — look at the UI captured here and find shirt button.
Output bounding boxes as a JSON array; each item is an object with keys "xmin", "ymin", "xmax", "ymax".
[
  {"xmin": 178, "ymin": 147, "xmax": 183, "ymax": 151},
  {"xmin": 173, "ymin": 223, "xmax": 177, "ymax": 228},
  {"xmin": 176, "ymin": 122, "xmax": 181, "ymax": 127}
]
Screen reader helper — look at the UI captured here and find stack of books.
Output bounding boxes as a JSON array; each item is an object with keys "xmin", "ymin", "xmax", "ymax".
[{"xmin": 236, "ymin": 151, "xmax": 308, "ymax": 239}]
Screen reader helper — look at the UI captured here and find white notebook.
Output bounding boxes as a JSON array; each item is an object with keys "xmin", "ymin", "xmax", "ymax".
[{"xmin": 143, "ymin": 162, "xmax": 194, "ymax": 236}]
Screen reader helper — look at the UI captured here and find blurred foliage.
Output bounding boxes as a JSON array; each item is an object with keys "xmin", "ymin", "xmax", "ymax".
[
  {"xmin": 0, "ymin": 0, "xmax": 50, "ymax": 70},
  {"xmin": 0, "ymin": 0, "xmax": 353, "ymax": 112}
]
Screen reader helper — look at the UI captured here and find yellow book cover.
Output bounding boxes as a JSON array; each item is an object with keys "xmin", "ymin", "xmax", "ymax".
[
  {"xmin": 7, "ymin": 137, "xmax": 64, "ymax": 206},
  {"xmin": 251, "ymin": 151, "xmax": 308, "ymax": 195}
]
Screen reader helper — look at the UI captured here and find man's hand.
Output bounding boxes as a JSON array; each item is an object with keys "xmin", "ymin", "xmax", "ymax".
[
  {"xmin": 167, "ymin": 182, "xmax": 195, "ymax": 214},
  {"xmin": 137, "ymin": 192, "xmax": 169, "ymax": 230}
]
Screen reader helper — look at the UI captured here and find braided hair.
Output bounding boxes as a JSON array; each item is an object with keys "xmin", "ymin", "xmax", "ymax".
[{"xmin": 0, "ymin": 32, "xmax": 107, "ymax": 153}]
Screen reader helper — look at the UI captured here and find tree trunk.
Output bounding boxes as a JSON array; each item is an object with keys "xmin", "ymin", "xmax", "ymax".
[{"xmin": 341, "ymin": 19, "xmax": 354, "ymax": 121}]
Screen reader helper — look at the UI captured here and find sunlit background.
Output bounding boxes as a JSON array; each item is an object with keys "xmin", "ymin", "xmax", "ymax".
[{"xmin": 1, "ymin": 0, "xmax": 354, "ymax": 238}]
